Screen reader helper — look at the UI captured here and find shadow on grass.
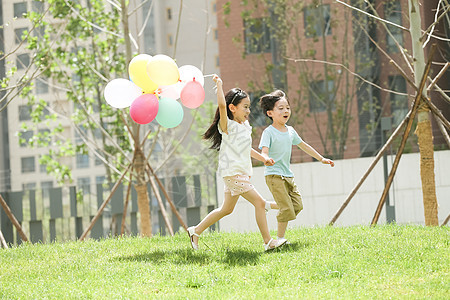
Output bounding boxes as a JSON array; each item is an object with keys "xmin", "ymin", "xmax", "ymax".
[
  {"xmin": 115, "ymin": 247, "xmax": 263, "ymax": 267},
  {"xmin": 115, "ymin": 249, "xmax": 212, "ymax": 265},
  {"xmin": 222, "ymin": 249, "xmax": 261, "ymax": 266}
]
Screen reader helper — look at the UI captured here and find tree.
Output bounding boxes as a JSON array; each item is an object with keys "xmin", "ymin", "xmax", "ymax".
[
  {"xmin": 224, "ymin": 0, "xmax": 390, "ymax": 160},
  {"xmin": 222, "ymin": 0, "xmax": 449, "ymax": 225},
  {"xmin": 6, "ymin": 0, "xmax": 211, "ymax": 237}
]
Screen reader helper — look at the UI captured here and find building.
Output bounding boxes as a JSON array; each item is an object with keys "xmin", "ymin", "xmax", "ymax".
[
  {"xmin": 215, "ymin": 0, "xmax": 449, "ymax": 162},
  {"xmin": 0, "ymin": 0, "xmax": 219, "ymax": 194}
]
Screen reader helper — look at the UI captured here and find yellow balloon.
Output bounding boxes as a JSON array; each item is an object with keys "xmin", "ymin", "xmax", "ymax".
[
  {"xmin": 129, "ymin": 54, "xmax": 158, "ymax": 93},
  {"xmin": 146, "ymin": 54, "xmax": 180, "ymax": 86}
]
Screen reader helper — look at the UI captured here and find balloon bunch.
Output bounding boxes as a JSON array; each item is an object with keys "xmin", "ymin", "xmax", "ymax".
[{"xmin": 103, "ymin": 54, "xmax": 205, "ymax": 128}]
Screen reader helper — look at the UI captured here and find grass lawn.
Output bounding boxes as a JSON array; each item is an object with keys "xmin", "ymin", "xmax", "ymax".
[{"xmin": 0, "ymin": 225, "xmax": 448, "ymax": 299}]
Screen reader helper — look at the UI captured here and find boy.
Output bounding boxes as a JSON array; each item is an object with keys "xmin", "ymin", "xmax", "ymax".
[{"xmin": 259, "ymin": 90, "xmax": 334, "ymax": 245}]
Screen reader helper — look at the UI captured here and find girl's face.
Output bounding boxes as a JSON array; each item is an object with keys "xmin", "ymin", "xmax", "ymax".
[
  {"xmin": 229, "ymin": 97, "xmax": 251, "ymax": 123},
  {"xmin": 267, "ymin": 98, "xmax": 291, "ymax": 125}
]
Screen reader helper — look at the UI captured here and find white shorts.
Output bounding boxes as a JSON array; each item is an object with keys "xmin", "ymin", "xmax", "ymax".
[{"xmin": 223, "ymin": 174, "xmax": 254, "ymax": 196}]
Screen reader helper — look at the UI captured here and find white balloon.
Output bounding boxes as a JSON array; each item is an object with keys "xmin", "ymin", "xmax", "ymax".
[
  {"xmin": 179, "ymin": 65, "xmax": 204, "ymax": 87},
  {"xmin": 159, "ymin": 84, "xmax": 181, "ymax": 100},
  {"xmin": 104, "ymin": 79, "xmax": 143, "ymax": 109}
]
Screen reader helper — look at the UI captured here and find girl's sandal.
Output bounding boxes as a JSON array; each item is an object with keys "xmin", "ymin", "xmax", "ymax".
[
  {"xmin": 187, "ymin": 226, "xmax": 200, "ymax": 250},
  {"xmin": 264, "ymin": 238, "xmax": 276, "ymax": 251}
]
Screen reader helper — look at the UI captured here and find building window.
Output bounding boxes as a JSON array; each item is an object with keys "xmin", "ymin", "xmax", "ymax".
[
  {"xmin": 388, "ymin": 75, "xmax": 408, "ymax": 126},
  {"xmin": 385, "ymin": 1, "xmax": 403, "ymax": 53},
  {"xmin": 15, "ymin": 27, "xmax": 28, "ymax": 44},
  {"xmin": 304, "ymin": 4, "xmax": 331, "ymax": 38},
  {"xmin": 76, "ymin": 153, "xmax": 90, "ymax": 168},
  {"xmin": 41, "ymin": 181, "xmax": 53, "ymax": 199},
  {"xmin": 214, "ymin": 28, "xmax": 218, "ymax": 40},
  {"xmin": 248, "ymin": 91, "xmax": 267, "ymax": 127},
  {"xmin": 167, "ymin": 34, "xmax": 173, "ymax": 46},
  {"xmin": 19, "ymin": 105, "xmax": 32, "ymax": 121},
  {"xmin": 35, "ymin": 78, "xmax": 49, "ymax": 94},
  {"xmin": 23, "ymin": 182, "xmax": 36, "ymax": 191},
  {"xmin": 14, "ymin": 2, "xmax": 27, "ymax": 18},
  {"xmin": 38, "ymin": 129, "xmax": 51, "ymax": 146},
  {"xmin": 166, "ymin": 8, "xmax": 172, "ymax": 20},
  {"xmin": 19, "ymin": 130, "xmax": 33, "ymax": 147},
  {"xmin": 77, "ymin": 177, "xmax": 91, "ymax": 195},
  {"xmin": 215, "ymin": 55, "xmax": 220, "ymax": 68},
  {"xmin": 96, "ymin": 176, "xmax": 105, "ymax": 185},
  {"xmin": 21, "ymin": 156, "xmax": 36, "ymax": 173},
  {"xmin": 16, "ymin": 53, "xmax": 30, "ymax": 70},
  {"xmin": 32, "ymin": 0, "xmax": 44, "ymax": 13},
  {"xmin": 244, "ymin": 18, "xmax": 271, "ymax": 54},
  {"xmin": 34, "ymin": 25, "xmax": 45, "ymax": 38},
  {"xmin": 40, "ymin": 161, "xmax": 47, "ymax": 173},
  {"xmin": 309, "ymin": 79, "xmax": 335, "ymax": 113}
]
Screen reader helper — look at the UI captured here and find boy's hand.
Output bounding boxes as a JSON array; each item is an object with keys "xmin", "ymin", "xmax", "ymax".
[
  {"xmin": 264, "ymin": 158, "xmax": 275, "ymax": 166},
  {"xmin": 321, "ymin": 158, "xmax": 335, "ymax": 167}
]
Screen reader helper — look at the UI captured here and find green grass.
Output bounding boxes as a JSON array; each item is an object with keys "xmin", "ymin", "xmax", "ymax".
[{"xmin": 0, "ymin": 225, "xmax": 449, "ymax": 299}]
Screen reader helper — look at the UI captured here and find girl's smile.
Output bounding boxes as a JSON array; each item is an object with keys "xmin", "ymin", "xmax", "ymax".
[{"xmin": 230, "ymin": 97, "xmax": 251, "ymax": 123}]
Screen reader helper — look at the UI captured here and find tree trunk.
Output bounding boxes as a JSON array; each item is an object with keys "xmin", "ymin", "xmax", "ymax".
[
  {"xmin": 120, "ymin": 0, "xmax": 153, "ymax": 235},
  {"xmin": 135, "ymin": 183, "xmax": 152, "ymax": 237},
  {"xmin": 415, "ymin": 113, "xmax": 439, "ymax": 225},
  {"xmin": 409, "ymin": 0, "xmax": 439, "ymax": 225}
]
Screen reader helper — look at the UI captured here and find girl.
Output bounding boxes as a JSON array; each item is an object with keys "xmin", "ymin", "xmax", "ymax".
[{"xmin": 187, "ymin": 75, "xmax": 283, "ymax": 251}]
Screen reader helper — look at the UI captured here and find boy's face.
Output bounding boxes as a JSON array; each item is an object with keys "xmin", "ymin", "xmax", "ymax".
[{"xmin": 267, "ymin": 98, "xmax": 291, "ymax": 125}]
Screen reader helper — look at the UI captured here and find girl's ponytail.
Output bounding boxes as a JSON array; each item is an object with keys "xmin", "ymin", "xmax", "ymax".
[{"xmin": 203, "ymin": 88, "xmax": 248, "ymax": 150}]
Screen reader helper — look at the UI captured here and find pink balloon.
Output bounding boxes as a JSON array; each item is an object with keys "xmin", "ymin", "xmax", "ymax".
[
  {"xmin": 130, "ymin": 94, "xmax": 159, "ymax": 124},
  {"xmin": 180, "ymin": 80, "xmax": 205, "ymax": 109}
]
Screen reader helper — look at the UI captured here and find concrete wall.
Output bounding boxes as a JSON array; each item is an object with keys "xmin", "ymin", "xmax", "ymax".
[{"xmin": 218, "ymin": 150, "xmax": 450, "ymax": 232}]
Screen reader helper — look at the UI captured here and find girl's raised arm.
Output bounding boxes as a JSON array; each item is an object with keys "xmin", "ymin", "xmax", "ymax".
[{"xmin": 213, "ymin": 75, "xmax": 228, "ymax": 134}]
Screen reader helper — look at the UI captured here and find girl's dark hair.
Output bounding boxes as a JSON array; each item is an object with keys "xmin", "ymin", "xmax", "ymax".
[
  {"xmin": 203, "ymin": 88, "xmax": 248, "ymax": 150},
  {"xmin": 260, "ymin": 90, "xmax": 287, "ymax": 120}
]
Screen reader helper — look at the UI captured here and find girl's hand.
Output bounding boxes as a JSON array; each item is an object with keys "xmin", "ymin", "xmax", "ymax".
[
  {"xmin": 321, "ymin": 158, "xmax": 335, "ymax": 167},
  {"xmin": 264, "ymin": 158, "xmax": 275, "ymax": 166},
  {"xmin": 213, "ymin": 74, "xmax": 222, "ymax": 86}
]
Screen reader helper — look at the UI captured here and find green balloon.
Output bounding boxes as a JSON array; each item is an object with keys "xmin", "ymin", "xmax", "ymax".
[{"xmin": 155, "ymin": 97, "xmax": 184, "ymax": 128}]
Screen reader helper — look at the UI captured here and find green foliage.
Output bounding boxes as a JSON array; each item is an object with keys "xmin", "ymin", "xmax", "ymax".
[
  {"xmin": 0, "ymin": 225, "xmax": 448, "ymax": 298},
  {"xmin": 20, "ymin": 1, "xmax": 129, "ymax": 184}
]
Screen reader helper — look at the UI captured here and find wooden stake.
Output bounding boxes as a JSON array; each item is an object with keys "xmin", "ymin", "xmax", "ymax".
[
  {"xmin": 147, "ymin": 162, "xmax": 187, "ymax": 231},
  {"xmin": 120, "ymin": 173, "xmax": 133, "ymax": 236},
  {"xmin": 79, "ymin": 163, "xmax": 132, "ymax": 241},
  {"xmin": 329, "ymin": 114, "xmax": 408, "ymax": 225},
  {"xmin": 441, "ymin": 212, "xmax": 450, "ymax": 227},
  {"xmin": 433, "ymin": 113, "xmax": 450, "ymax": 148},
  {"xmin": 0, "ymin": 228, "xmax": 8, "ymax": 248},
  {"xmin": 147, "ymin": 173, "xmax": 174, "ymax": 236},
  {"xmin": 371, "ymin": 46, "xmax": 435, "ymax": 225},
  {"xmin": 0, "ymin": 194, "xmax": 28, "ymax": 242}
]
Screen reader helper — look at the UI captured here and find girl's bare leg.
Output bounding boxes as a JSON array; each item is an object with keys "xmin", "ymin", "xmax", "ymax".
[
  {"xmin": 241, "ymin": 189, "xmax": 274, "ymax": 245},
  {"xmin": 191, "ymin": 192, "xmax": 239, "ymax": 246}
]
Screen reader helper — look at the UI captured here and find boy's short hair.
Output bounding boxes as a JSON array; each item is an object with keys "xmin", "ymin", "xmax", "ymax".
[{"xmin": 260, "ymin": 90, "xmax": 287, "ymax": 120}]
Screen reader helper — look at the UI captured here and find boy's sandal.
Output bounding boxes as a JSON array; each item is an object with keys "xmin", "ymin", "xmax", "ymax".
[{"xmin": 187, "ymin": 226, "xmax": 200, "ymax": 250}]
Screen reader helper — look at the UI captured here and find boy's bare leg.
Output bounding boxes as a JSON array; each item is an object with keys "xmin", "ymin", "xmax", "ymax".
[
  {"xmin": 277, "ymin": 221, "xmax": 288, "ymax": 239},
  {"xmin": 269, "ymin": 202, "xmax": 279, "ymax": 209}
]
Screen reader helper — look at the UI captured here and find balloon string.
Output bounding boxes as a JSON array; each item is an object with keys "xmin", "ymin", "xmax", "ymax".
[{"xmin": 203, "ymin": 74, "xmax": 215, "ymax": 78}]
